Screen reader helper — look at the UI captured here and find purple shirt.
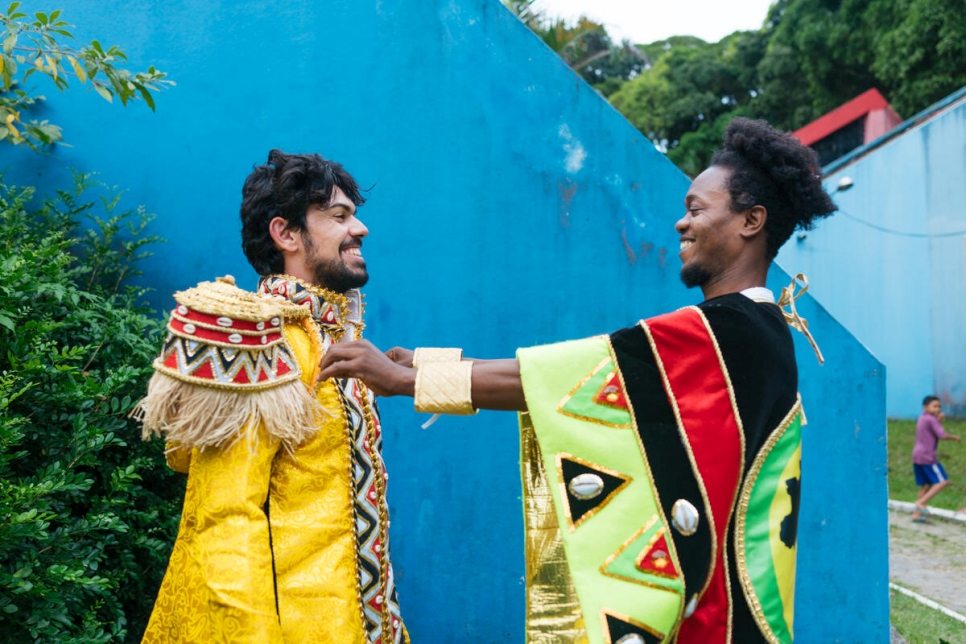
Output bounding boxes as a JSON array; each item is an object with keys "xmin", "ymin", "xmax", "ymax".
[{"xmin": 912, "ymin": 412, "xmax": 947, "ymax": 464}]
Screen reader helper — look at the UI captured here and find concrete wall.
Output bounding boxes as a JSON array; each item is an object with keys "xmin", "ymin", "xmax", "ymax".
[
  {"xmin": 4, "ymin": 1, "xmax": 888, "ymax": 641},
  {"xmin": 779, "ymin": 91, "xmax": 966, "ymax": 418}
]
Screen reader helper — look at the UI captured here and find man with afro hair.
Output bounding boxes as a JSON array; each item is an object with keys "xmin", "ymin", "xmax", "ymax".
[{"xmin": 319, "ymin": 118, "xmax": 836, "ymax": 643}]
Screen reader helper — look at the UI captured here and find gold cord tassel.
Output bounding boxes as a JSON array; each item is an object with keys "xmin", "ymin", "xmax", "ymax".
[{"xmin": 777, "ymin": 273, "xmax": 824, "ymax": 365}]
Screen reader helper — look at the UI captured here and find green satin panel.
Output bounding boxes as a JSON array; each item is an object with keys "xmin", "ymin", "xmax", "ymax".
[
  {"xmin": 518, "ymin": 336, "xmax": 684, "ymax": 644},
  {"xmin": 735, "ymin": 402, "xmax": 803, "ymax": 644}
]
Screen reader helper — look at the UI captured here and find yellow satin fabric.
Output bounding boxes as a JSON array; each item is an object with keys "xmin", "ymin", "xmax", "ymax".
[
  {"xmin": 142, "ymin": 322, "xmax": 365, "ymax": 643},
  {"xmin": 164, "ymin": 444, "xmax": 191, "ymax": 474},
  {"xmin": 271, "ymin": 324, "xmax": 363, "ymax": 642}
]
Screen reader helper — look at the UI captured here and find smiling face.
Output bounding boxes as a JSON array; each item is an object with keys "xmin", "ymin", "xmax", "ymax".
[
  {"xmin": 924, "ymin": 399, "xmax": 942, "ymax": 418},
  {"xmin": 297, "ymin": 186, "xmax": 369, "ymax": 292},
  {"xmin": 675, "ymin": 165, "xmax": 748, "ymax": 290}
]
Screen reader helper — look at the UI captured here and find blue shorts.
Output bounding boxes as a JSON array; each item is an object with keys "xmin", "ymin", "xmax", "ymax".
[{"xmin": 914, "ymin": 462, "xmax": 948, "ymax": 486}]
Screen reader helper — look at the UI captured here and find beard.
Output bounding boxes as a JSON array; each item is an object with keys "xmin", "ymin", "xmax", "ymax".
[
  {"xmin": 680, "ymin": 262, "xmax": 711, "ymax": 289},
  {"xmin": 308, "ymin": 256, "xmax": 369, "ymax": 293},
  {"xmin": 303, "ymin": 234, "xmax": 369, "ymax": 293}
]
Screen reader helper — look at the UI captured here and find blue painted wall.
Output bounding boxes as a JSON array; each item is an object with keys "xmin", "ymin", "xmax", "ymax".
[
  {"xmin": 4, "ymin": 1, "xmax": 887, "ymax": 641},
  {"xmin": 779, "ymin": 90, "xmax": 966, "ymax": 418}
]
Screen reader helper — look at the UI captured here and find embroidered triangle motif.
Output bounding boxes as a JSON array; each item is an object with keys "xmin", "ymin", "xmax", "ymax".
[
  {"xmin": 593, "ymin": 370, "xmax": 629, "ymax": 410},
  {"xmin": 600, "ymin": 609, "xmax": 664, "ymax": 644},
  {"xmin": 557, "ymin": 357, "xmax": 633, "ymax": 428},
  {"xmin": 600, "ymin": 516, "xmax": 683, "ymax": 594},
  {"xmin": 556, "ymin": 453, "xmax": 632, "ymax": 531},
  {"xmin": 635, "ymin": 530, "xmax": 679, "ymax": 579}
]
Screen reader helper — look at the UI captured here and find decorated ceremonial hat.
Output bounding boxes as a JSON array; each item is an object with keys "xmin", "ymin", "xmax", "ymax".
[
  {"xmin": 134, "ymin": 276, "xmax": 323, "ymax": 451},
  {"xmin": 154, "ymin": 276, "xmax": 309, "ymax": 390}
]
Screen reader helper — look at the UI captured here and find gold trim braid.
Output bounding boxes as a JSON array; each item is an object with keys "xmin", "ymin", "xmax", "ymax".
[
  {"xmin": 176, "ymin": 275, "xmax": 309, "ymax": 322},
  {"xmin": 414, "ymin": 361, "xmax": 476, "ymax": 415}
]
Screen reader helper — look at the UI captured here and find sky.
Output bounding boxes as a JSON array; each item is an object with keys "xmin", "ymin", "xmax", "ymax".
[{"xmin": 533, "ymin": 0, "xmax": 777, "ymax": 45}]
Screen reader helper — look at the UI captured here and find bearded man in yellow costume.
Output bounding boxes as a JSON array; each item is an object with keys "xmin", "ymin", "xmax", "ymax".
[{"xmin": 135, "ymin": 150, "xmax": 407, "ymax": 643}]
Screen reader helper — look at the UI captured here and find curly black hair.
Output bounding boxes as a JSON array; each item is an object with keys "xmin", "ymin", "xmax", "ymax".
[
  {"xmin": 710, "ymin": 117, "xmax": 837, "ymax": 259},
  {"xmin": 240, "ymin": 149, "xmax": 365, "ymax": 276}
]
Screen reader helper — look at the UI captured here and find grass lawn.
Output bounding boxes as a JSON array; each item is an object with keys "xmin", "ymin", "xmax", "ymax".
[
  {"xmin": 888, "ymin": 417, "xmax": 966, "ymax": 511},
  {"xmin": 890, "ymin": 589, "xmax": 966, "ymax": 644}
]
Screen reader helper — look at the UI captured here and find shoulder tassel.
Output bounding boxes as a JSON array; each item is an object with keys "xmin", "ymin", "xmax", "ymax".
[
  {"xmin": 132, "ymin": 276, "xmax": 325, "ymax": 451},
  {"xmin": 134, "ymin": 371, "xmax": 322, "ymax": 451}
]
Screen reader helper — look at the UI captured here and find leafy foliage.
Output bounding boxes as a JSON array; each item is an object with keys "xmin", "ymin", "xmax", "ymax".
[
  {"xmin": 0, "ymin": 175, "xmax": 182, "ymax": 642},
  {"xmin": 0, "ymin": 3, "xmax": 173, "ymax": 150},
  {"xmin": 867, "ymin": 0, "xmax": 966, "ymax": 117}
]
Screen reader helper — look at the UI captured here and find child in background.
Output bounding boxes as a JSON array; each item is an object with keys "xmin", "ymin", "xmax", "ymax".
[{"xmin": 912, "ymin": 395, "xmax": 961, "ymax": 522}]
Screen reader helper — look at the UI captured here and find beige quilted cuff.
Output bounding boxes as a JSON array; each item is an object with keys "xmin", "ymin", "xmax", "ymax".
[
  {"xmin": 412, "ymin": 347, "xmax": 463, "ymax": 369},
  {"xmin": 414, "ymin": 360, "xmax": 476, "ymax": 415}
]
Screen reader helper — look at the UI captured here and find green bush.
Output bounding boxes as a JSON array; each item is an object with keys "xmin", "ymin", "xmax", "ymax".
[{"xmin": 0, "ymin": 174, "xmax": 181, "ymax": 642}]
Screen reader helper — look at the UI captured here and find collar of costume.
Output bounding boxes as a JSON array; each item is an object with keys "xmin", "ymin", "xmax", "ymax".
[
  {"xmin": 258, "ymin": 274, "xmax": 365, "ymax": 342},
  {"xmin": 740, "ymin": 286, "xmax": 775, "ymax": 303}
]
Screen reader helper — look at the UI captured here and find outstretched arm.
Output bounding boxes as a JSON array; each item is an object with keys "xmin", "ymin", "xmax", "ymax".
[
  {"xmin": 465, "ymin": 359, "xmax": 527, "ymax": 411},
  {"xmin": 318, "ymin": 340, "xmax": 528, "ymax": 411}
]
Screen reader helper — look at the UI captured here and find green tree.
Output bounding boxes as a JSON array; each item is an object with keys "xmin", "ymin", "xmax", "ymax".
[
  {"xmin": 582, "ymin": 40, "xmax": 646, "ymax": 97},
  {"xmin": 505, "ymin": 0, "xmax": 609, "ymax": 67},
  {"xmin": 0, "ymin": 2, "xmax": 172, "ymax": 150},
  {"xmin": 757, "ymin": 0, "xmax": 878, "ymax": 128},
  {"xmin": 748, "ymin": 0, "xmax": 966, "ymax": 128},
  {"xmin": 510, "ymin": 0, "xmax": 966, "ymax": 174},
  {"xmin": 604, "ymin": 0, "xmax": 966, "ymax": 174},
  {"xmin": 868, "ymin": 0, "xmax": 966, "ymax": 117},
  {"xmin": 610, "ymin": 34, "xmax": 757, "ymax": 175},
  {"xmin": 609, "ymin": 53, "xmax": 674, "ymax": 144}
]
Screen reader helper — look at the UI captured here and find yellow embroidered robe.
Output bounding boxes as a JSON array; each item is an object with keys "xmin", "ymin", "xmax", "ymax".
[{"xmin": 140, "ymin": 278, "xmax": 405, "ymax": 644}]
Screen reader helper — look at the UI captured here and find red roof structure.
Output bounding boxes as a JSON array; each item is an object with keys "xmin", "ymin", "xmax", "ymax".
[{"xmin": 792, "ymin": 89, "xmax": 903, "ymax": 166}]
